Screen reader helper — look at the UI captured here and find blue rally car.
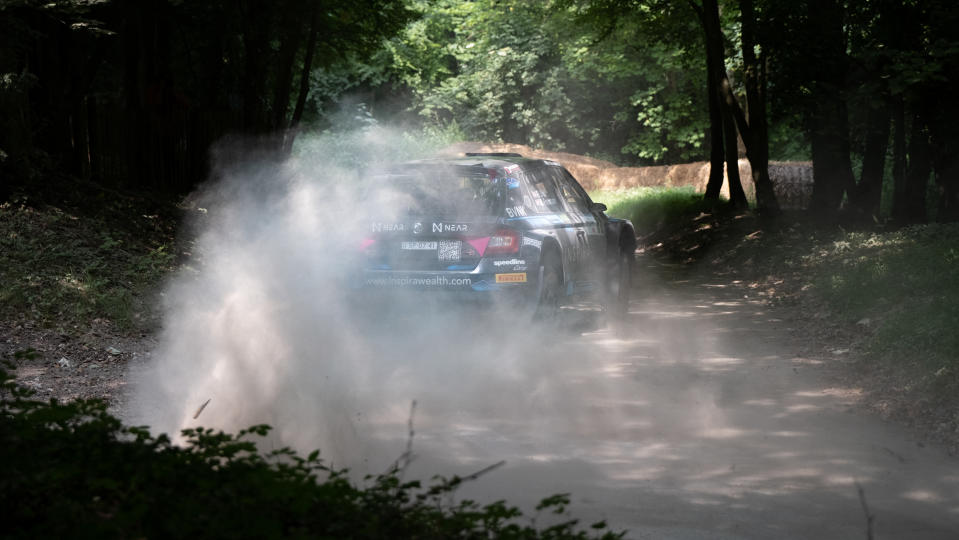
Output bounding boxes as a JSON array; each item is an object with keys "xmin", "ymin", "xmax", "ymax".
[{"xmin": 352, "ymin": 153, "xmax": 636, "ymax": 320}]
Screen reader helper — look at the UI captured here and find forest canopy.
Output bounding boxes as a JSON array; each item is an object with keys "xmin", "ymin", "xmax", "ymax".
[{"xmin": 1, "ymin": 0, "xmax": 956, "ymax": 221}]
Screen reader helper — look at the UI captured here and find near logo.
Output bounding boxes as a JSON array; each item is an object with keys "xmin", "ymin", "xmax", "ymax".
[
  {"xmin": 495, "ymin": 273, "xmax": 527, "ymax": 283},
  {"xmin": 432, "ymin": 222, "xmax": 470, "ymax": 233}
]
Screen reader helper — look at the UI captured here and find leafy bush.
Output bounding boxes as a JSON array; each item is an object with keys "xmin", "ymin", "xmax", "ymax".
[
  {"xmin": 591, "ymin": 187, "xmax": 718, "ymax": 236},
  {"xmin": 0, "ymin": 368, "xmax": 624, "ymax": 539}
]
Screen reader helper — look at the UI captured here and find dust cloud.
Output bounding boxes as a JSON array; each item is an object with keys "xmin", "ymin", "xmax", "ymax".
[{"xmin": 129, "ymin": 128, "xmax": 628, "ymax": 475}]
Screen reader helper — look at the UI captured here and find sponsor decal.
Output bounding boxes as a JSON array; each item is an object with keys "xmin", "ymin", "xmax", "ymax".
[
  {"xmin": 493, "ymin": 258, "xmax": 526, "ymax": 267},
  {"xmin": 522, "ymin": 237, "xmax": 542, "ymax": 248},
  {"xmin": 505, "ymin": 206, "xmax": 527, "ymax": 218},
  {"xmin": 413, "ymin": 222, "xmax": 424, "ymax": 234},
  {"xmin": 466, "ymin": 237, "xmax": 489, "ymax": 255},
  {"xmin": 365, "ymin": 275, "xmax": 472, "ymax": 287},
  {"xmin": 372, "ymin": 222, "xmax": 406, "ymax": 232},
  {"xmin": 400, "ymin": 241, "xmax": 437, "ymax": 250},
  {"xmin": 432, "ymin": 222, "xmax": 470, "ymax": 233},
  {"xmin": 437, "ymin": 240, "xmax": 462, "ymax": 261},
  {"xmin": 564, "ymin": 243, "xmax": 588, "ymax": 266},
  {"xmin": 495, "ymin": 272, "xmax": 527, "ymax": 283}
]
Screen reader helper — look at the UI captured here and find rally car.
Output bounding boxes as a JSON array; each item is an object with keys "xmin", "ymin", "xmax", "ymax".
[{"xmin": 352, "ymin": 153, "xmax": 635, "ymax": 320}]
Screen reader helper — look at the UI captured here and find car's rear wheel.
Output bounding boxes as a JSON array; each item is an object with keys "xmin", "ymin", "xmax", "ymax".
[
  {"xmin": 606, "ymin": 247, "xmax": 632, "ymax": 322},
  {"xmin": 533, "ymin": 250, "xmax": 562, "ymax": 322}
]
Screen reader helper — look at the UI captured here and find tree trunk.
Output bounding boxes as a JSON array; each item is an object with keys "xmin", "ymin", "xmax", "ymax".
[
  {"xmin": 852, "ymin": 103, "xmax": 890, "ymax": 217},
  {"xmin": 702, "ymin": 0, "xmax": 748, "ymax": 209},
  {"xmin": 270, "ymin": 11, "xmax": 304, "ymax": 132},
  {"xmin": 241, "ymin": 0, "xmax": 271, "ymax": 134},
  {"xmin": 284, "ymin": 3, "xmax": 321, "ymax": 154},
  {"xmin": 806, "ymin": 0, "xmax": 856, "ymax": 214},
  {"xmin": 809, "ymin": 109, "xmax": 856, "ymax": 213},
  {"xmin": 722, "ymin": 105, "xmax": 748, "ymax": 209},
  {"xmin": 739, "ymin": 0, "xmax": 779, "ymax": 215},
  {"xmin": 702, "ymin": 31, "xmax": 726, "ymax": 202},
  {"xmin": 901, "ymin": 112, "xmax": 931, "ymax": 223},
  {"xmin": 932, "ymin": 107, "xmax": 959, "ymax": 222},
  {"xmin": 891, "ymin": 97, "xmax": 908, "ymax": 221},
  {"xmin": 935, "ymin": 153, "xmax": 959, "ymax": 222}
]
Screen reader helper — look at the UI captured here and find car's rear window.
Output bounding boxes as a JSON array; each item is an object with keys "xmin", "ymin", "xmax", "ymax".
[{"xmin": 367, "ymin": 166, "xmax": 504, "ymax": 216}]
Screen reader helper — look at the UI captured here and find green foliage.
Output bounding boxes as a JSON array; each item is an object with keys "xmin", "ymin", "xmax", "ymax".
[
  {"xmin": 0, "ymin": 368, "xmax": 624, "ymax": 539},
  {"xmin": 811, "ymin": 224, "xmax": 959, "ymax": 385},
  {"xmin": 293, "ymin": 122, "xmax": 466, "ymax": 172},
  {"xmin": 592, "ymin": 187, "xmax": 719, "ymax": 236},
  {"xmin": 381, "ymin": 0, "xmax": 708, "ymax": 164}
]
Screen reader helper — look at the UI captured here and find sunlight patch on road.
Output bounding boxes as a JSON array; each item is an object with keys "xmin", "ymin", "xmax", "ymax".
[
  {"xmin": 794, "ymin": 387, "xmax": 864, "ymax": 399},
  {"xmin": 790, "ymin": 356, "xmax": 825, "ymax": 365},
  {"xmin": 700, "ymin": 356, "xmax": 744, "ymax": 366},
  {"xmin": 768, "ymin": 430, "xmax": 809, "ymax": 438},
  {"xmin": 527, "ymin": 453, "xmax": 563, "ymax": 462},
  {"xmin": 700, "ymin": 427, "xmax": 753, "ymax": 439},
  {"xmin": 902, "ymin": 489, "xmax": 945, "ymax": 503},
  {"xmin": 688, "ymin": 466, "xmax": 742, "ymax": 482},
  {"xmin": 743, "ymin": 398, "xmax": 778, "ymax": 406},
  {"xmin": 450, "ymin": 423, "xmax": 492, "ymax": 435},
  {"xmin": 785, "ymin": 403, "xmax": 822, "ymax": 413},
  {"xmin": 822, "ymin": 474, "xmax": 857, "ymax": 486},
  {"xmin": 599, "ymin": 362, "xmax": 640, "ymax": 377},
  {"xmin": 588, "ymin": 336, "xmax": 656, "ymax": 348},
  {"xmin": 647, "ymin": 310, "xmax": 702, "ymax": 319},
  {"xmin": 630, "ymin": 442, "xmax": 676, "ymax": 459}
]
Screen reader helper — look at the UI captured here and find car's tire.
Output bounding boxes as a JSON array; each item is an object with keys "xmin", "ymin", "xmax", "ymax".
[
  {"xmin": 606, "ymin": 247, "xmax": 632, "ymax": 323},
  {"xmin": 533, "ymin": 249, "xmax": 562, "ymax": 322}
]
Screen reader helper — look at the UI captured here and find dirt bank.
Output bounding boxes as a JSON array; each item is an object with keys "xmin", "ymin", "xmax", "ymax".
[{"xmin": 442, "ymin": 142, "xmax": 813, "ymax": 208}]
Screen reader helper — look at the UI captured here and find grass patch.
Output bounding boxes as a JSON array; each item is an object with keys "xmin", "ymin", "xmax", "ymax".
[
  {"xmin": 0, "ymin": 369, "xmax": 623, "ymax": 539},
  {"xmin": 0, "ymin": 189, "xmax": 178, "ymax": 333},
  {"xmin": 590, "ymin": 187, "xmax": 718, "ymax": 236},
  {"xmin": 810, "ymin": 224, "xmax": 959, "ymax": 387}
]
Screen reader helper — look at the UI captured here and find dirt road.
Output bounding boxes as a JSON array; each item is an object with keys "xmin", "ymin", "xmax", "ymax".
[
  {"xmin": 380, "ymin": 255, "xmax": 959, "ymax": 539},
  {"xmin": 9, "ymin": 250, "xmax": 959, "ymax": 538}
]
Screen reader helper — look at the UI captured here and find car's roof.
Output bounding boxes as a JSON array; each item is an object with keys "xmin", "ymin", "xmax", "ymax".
[{"xmin": 394, "ymin": 154, "xmax": 548, "ymax": 170}]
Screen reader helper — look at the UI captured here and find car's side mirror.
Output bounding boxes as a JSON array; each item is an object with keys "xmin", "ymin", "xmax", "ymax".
[{"xmin": 591, "ymin": 202, "xmax": 608, "ymax": 212}]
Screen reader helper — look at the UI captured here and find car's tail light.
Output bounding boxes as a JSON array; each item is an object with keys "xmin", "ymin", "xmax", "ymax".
[{"xmin": 485, "ymin": 229, "xmax": 520, "ymax": 255}]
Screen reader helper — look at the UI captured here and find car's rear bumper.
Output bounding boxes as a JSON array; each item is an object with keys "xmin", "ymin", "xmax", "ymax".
[{"xmin": 352, "ymin": 269, "xmax": 538, "ymax": 294}]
